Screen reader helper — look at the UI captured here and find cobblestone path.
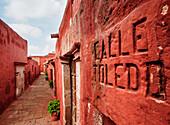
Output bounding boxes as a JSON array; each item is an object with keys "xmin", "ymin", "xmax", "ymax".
[{"xmin": 0, "ymin": 73, "xmax": 60, "ymax": 125}]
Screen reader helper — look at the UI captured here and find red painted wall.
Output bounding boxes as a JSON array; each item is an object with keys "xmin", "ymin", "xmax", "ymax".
[
  {"xmin": 55, "ymin": 0, "xmax": 170, "ymax": 124},
  {"xmin": 46, "ymin": 54, "xmax": 55, "ymax": 73},
  {"xmin": 40, "ymin": 56, "xmax": 47, "ymax": 72},
  {"xmin": 44, "ymin": 53, "xmax": 55, "ymax": 73},
  {"xmin": 0, "ymin": 19, "xmax": 27, "ymax": 114},
  {"xmin": 46, "ymin": 63, "xmax": 54, "ymax": 82},
  {"xmin": 25, "ymin": 58, "xmax": 40, "ymax": 88},
  {"xmin": 44, "ymin": 54, "xmax": 55, "ymax": 82}
]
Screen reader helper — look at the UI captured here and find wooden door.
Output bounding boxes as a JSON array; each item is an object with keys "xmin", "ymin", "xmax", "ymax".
[
  {"xmin": 51, "ymin": 69, "xmax": 53, "ymax": 81},
  {"xmin": 35, "ymin": 67, "xmax": 36, "ymax": 78},
  {"xmin": 28, "ymin": 71, "xmax": 31, "ymax": 85},
  {"xmin": 15, "ymin": 65, "xmax": 25, "ymax": 98},
  {"xmin": 71, "ymin": 60, "xmax": 76, "ymax": 125}
]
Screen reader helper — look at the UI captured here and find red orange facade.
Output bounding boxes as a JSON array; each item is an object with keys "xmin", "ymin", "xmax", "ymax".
[
  {"xmin": 53, "ymin": 0, "xmax": 170, "ymax": 124},
  {"xmin": 0, "ymin": 19, "xmax": 40, "ymax": 114},
  {"xmin": 25, "ymin": 57, "xmax": 40, "ymax": 88}
]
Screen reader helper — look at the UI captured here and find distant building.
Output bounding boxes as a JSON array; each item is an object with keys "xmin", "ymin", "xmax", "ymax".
[
  {"xmin": 25, "ymin": 57, "xmax": 40, "ymax": 88},
  {"xmin": 30, "ymin": 53, "xmax": 55, "ymax": 72}
]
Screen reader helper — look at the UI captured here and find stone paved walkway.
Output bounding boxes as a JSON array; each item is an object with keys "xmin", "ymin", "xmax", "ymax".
[{"xmin": 0, "ymin": 73, "xmax": 61, "ymax": 125}]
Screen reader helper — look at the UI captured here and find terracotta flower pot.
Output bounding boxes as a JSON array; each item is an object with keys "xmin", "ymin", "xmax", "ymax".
[
  {"xmin": 50, "ymin": 112, "xmax": 59, "ymax": 121},
  {"xmin": 50, "ymin": 86, "xmax": 53, "ymax": 89}
]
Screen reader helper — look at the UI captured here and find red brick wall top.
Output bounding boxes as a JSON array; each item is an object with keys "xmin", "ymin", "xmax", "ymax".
[
  {"xmin": 47, "ymin": 53, "xmax": 55, "ymax": 57},
  {"xmin": 0, "ymin": 19, "xmax": 27, "ymax": 63}
]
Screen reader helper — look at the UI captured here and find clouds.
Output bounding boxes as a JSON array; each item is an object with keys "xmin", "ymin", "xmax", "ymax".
[
  {"xmin": 44, "ymin": 35, "xmax": 57, "ymax": 53},
  {"xmin": 28, "ymin": 45, "xmax": 42, "ymax": 56},
  {"xmin": 4, "ymin": 0, "xmax": 65, "ymax": 21},
  {"xmin": 28, "ymin": 36, "xmax": 56, "ymax": 56},
  {"xmin": 9, "ymin": 24, "xmax": 42, "ymax": 39},
  {"xmin": 1, "ymin": 0, "xmax": 67, "ymax": 56}
]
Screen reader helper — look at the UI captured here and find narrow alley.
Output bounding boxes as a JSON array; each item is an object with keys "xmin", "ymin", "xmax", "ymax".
[
  {"xmin": 0, "ymin": 0, "xmax": 169, "ymax": 124},
  {"xmin": 0, "ymin": 73, "xmax": 60, "ymax": 125}
]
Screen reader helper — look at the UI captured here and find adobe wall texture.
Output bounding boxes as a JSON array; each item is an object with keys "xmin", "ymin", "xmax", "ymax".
[
  {"xmin": 0, "ymin": 19, "xmax": 27, "ymax": 114},
  {"xmin": 25, "ymin": 58, "xmax": 40, "ymax": 88},
  {"xmin": 56, "ymin": 0, "xmax": 170, "ymax": 124}
]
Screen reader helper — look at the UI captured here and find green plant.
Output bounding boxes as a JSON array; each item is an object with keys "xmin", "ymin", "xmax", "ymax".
[
  {"xmin": 45, "ymin": 71, "xmax": 48, "ymax": 75},
  {"xmin": 45, "ymin": 76, "xmax": 48, "ymax": 80},
  {"xmin": 47, "ymin": 99, "xmax": 60, "ymax": 116},
  {"xmin": 49, "ymin": 80, "xmax": 53, "ymax": 88}
]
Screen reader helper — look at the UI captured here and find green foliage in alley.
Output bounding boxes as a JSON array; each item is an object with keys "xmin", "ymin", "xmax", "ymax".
[
  {"xmin": 47, "ymin": 99, "xmax": 60, "ymax": 115},
  {"xmin": 49, "ymin": 80, "xmax": 53, "ymax": 88},
  {"xmin": 45, "ymin": 76, "xmax": 48, "ymax": 80}
]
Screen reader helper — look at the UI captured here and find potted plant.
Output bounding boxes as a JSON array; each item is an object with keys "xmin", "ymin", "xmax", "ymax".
[
  {"xmin": 45, "ymin": 71, "xmax": 48, "ymax": 76},
  {"xmin": 47, "ymin": 99, "xmax": 60, "ymax": 121},
  {"xmin": 45, "ymin": 76, "xmax": 48, "ymax": 80},
  {"xmin": 49, "ymin": 80, "xmax": 53, "ymax": 88}
]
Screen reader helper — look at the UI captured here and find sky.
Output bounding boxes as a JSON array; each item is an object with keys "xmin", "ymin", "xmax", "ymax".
[{"xmin": 0, "ymin": 0, "xmax": 67, "ymax": 56}]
